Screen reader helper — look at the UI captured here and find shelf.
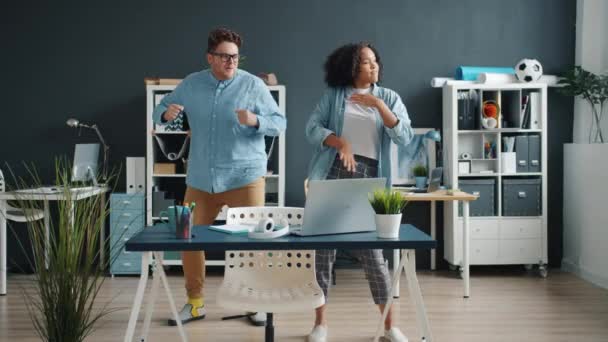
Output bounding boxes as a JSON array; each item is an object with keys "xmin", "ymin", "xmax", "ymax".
[
  {"xmin": 458, "ymin": 129, "xmax": 542, "ymax": 134},
  {"xmin": 265, "ymin": 174, "xmax": 280, "ymax": 178},
  {"xmin": 153, "ymin": 131, "xmax": 188, "ymax": 135},
  {"xmin": 457, "ymin": 216, "xmax": 542, "ymax": 219},
  {"xmin": 459, "ymin": 172, "xmax": 542, "ymax": 177},
  {"xmin": 459, "ymin": 173, "xmax": 499, "ymax": 177},
  {"xmin": 457, "ymin": 216, "xmax": 501, "ymax": 219},
  {"xmin": 459, "ymin": 159, "xmax": 497, "ymax": 161},
  {"xmin": 153, "ymin": 174, "xmax": 187, "ymax": 177}
]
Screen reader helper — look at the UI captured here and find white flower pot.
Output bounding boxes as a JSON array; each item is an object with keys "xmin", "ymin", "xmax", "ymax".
[{"xmin": 375, "ymin": 214, "xmax": 402, "ymax": 239}]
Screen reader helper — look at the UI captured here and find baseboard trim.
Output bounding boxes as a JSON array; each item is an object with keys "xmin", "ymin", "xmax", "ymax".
[{"xmin": 562, "ymin": 259, "xmax": 608, "ymax": 289}]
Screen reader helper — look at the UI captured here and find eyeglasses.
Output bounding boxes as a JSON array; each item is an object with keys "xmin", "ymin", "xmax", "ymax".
[{"xmin": 210, "ymin": 52, "xmax": 239, "ymax": 63}]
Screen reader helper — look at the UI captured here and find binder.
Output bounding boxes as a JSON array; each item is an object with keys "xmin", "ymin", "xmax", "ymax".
[
  {"xmin": 528, "ymin": 135, "xmax": 541, "ymax": 172},
  {"xmin": 457, "ymin": 92, "xmax": 475, "ymax": 130},
  {"xmin": 458, "ymin": 98, "xmax": 468, "ymax": 129},
  {"xmin": 529, "ymin": 92, "xmax": 541, "ymax": 129},
  {"xmin": 520, "ymin": 95, "xmax": 529, "ymax": 129},
  {"xmin": 515, "ymin": 135, "xmax": 529, "ymax": 172},
  {"xmin": 126, "ymin": 157, "xmax": 146, "ymax": 194}
]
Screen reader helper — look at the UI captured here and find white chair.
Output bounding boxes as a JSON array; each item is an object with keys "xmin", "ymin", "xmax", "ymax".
[
  {"xmin": 0, "ymin": 169, "xmax": 45, "ymax": 223},
  {"xmin": 217, "ymin": 207, "xmax": 325, "ymax": 342},
  {"xmin": 0, "ymin": 169, "xmax": 45, "ymax": 277}
]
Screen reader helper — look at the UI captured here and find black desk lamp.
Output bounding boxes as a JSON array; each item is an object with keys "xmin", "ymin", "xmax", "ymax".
[{"xmin": 66, "ymin": 118, "xmax": 109, "ymax": 182}]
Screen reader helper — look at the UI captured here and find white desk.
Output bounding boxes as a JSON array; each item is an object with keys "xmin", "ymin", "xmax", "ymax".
[
  {"xmin": 0, "ymin": 186, "xmax": 108, "ymax": 295},
  {"xmin": 393, "ymin": 189, "xmax": 478, "ymax": 298}
]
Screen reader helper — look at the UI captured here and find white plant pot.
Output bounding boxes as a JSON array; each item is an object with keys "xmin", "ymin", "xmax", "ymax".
[{"xmin": 375, "ymin": 214, "xmax": 402, "ymax": 239}]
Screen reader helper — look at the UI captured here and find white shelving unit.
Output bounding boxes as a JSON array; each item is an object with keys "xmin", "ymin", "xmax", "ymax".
[
  {"xmin": 145, "ymin": 82, "xmax": 286, "ymax": 266},
  {"xmin": 442, "ymin": 83, "xmax": 548, "ymax": 277}
]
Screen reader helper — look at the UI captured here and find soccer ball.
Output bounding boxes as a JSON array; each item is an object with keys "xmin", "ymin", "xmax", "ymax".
[{"xmin": 515, "ymin": 58, "xmax": 543, "ymax": 83}]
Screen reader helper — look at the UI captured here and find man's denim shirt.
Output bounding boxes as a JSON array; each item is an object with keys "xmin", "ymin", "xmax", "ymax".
[{"xmin": 153, "ymin": 69, "xmax": 286, "ymax": 193}]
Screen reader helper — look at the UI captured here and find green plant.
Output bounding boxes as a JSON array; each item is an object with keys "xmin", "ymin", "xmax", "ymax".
[
  {"xmin": 412, "ymin": 164, "xmax": 428, "ymax": 177},
  {"xmin": 558, "ymin": 66, "xmax": 607, "ymax": 143},
  {"xmin": 7, "ymin": 160, "xmax": 121, "ymax": 342},
  {"xmin": 368, "ymin": 189, "xmax": 408, "ymax": 215}
]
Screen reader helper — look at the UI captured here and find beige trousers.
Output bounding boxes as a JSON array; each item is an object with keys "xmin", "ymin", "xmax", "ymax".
[{"xmin": 181, "ymin": 177, "xmax": 265, "ymax": 299}]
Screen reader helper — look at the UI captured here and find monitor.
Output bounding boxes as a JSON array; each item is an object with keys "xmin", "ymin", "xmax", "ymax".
[{"xmin": 72, "ymin": 143, "xmax": 100, "ymax": 184}]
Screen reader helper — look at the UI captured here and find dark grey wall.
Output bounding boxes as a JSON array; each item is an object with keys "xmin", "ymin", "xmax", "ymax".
[{"xmin": 2, "ymin": 0, "xmax": 575, "ymax": 268}]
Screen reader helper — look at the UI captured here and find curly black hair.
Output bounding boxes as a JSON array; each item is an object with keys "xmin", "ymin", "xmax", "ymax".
[
  {"xmin": 207, "ymin": 27, "xmax": 242, "ymax": 53},
  {"xmin": 323, "ymin": 42, "xmax": 382, "ymax": 88}
]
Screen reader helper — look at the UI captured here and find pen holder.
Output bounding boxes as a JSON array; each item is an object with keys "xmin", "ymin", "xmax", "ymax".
[
  {"xmin": 159, "ymin": 205, "xmax": 192, "ymax": 239},
  {"xmin": 176, "ymin": 210, "xmax": 193, "ymax": 239}
]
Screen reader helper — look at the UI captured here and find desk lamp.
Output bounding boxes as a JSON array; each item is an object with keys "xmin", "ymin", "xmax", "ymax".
[
  {"xmin": 66, "ymin": 118, "xmax": 109, "ymax": 183},
  {"xmin": 424, "ymin": 130, "xmax": 442, "ymax": 168}
]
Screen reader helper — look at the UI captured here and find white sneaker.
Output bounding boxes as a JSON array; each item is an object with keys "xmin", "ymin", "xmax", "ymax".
[
  {"xmin": 307, "ymin": 324, "xmax": 328, "ymax": 342},
  {"xmin": 384, "ymin": 327, "xmax": 408, "ymax": 342}
]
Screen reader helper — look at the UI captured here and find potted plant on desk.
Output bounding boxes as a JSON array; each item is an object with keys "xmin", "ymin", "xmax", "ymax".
[
  {"xmin": 412, "ymin": 164, "xmax": 428, "ymax": 189},
  {"xmin": 369, "ymin": 189, "xmax": 408, "ymax": 239}
]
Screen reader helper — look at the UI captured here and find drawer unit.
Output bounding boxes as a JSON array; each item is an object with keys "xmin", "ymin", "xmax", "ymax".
[
  {"xmin": 458, "ymin": 179, "xmax": 496, "ymax": 216},
  {"xmin": 499, "ymin": 239, "xmax": 542, "ymax": 264},
  {"xmin": 470, "ymin": 239, "xmax": 499, "ymax": 264},
  {"xmin": 469, "ymin": 218, "xmax": 499, "ymax": 240},
  {"xmin": 110, "ymin": 193, "xmax": 144, "ymax": 275},
  {"xmin": 502, "ymin": 178, "xmax": 541, "ymax": 216},
  {"xmin": 500, "ymin": 218, "xmax": 541, "ymax": 239},
  {"xmin": 110, "ymin": 194, "xmax": 145, "ymax": 211}
]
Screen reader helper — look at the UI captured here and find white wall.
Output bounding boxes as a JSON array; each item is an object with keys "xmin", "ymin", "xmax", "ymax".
[
  {"xmin": 563, "ymin": 0, "xmax": 608, "ymax": 289},
  {"xmin": 562, "ymin": 144, "xmax": 608, "ymax": 288},
  {"xmin": 573, "ymin": 0, "xmax": 608, "ymax": 143}
]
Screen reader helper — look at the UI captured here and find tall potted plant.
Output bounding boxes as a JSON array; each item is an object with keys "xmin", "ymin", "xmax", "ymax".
[
  {"xmin": 558, "ymin": 66, "xmax": 608, "ymax": 143},
  {"xmin": 369, "ymin": 189, "xmax": 408, "ymax": 239},
  {"xmin": 8, "ymin": 161, "xmax": 119, "ymax": 342}
]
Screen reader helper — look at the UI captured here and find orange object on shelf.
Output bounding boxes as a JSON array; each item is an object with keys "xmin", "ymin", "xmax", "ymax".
[{"xmin": 482, "ymin": 100, "xmax": 499, "ymax": 118}]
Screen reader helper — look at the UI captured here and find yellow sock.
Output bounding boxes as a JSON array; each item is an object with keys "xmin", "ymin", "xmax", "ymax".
[{"xmin": 187, "ymin": 297, "xmax": 204, "ymax": 316}]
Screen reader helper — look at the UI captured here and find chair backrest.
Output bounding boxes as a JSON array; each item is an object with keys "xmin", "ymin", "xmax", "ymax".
[
  {"xmin": 224, "ymin": 207, "xmax": 312, "ymax": 287},
  {"xmin": 0, "ymin": 169, "xmax": 5, "ymax": 193},
  {"xmin": 226, "ymin": 206, "xmax": 304, "ymax": 227}
]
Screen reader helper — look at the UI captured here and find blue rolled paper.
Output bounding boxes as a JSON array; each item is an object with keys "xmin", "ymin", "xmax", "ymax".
[{"xmin": 456, "ymin": 66, "xmax": 515, "ymax": 81}]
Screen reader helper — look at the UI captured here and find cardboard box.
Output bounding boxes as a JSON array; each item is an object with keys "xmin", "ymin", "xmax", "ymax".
[{"xmin": 153, "ymin": 163, "xmax": 176, "ymax": 174}]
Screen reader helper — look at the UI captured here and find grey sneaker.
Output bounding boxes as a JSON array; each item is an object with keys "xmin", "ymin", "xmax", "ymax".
[
  {"xmin": 247, "ymin": 312, "xmax": 266, "ymax": 326},
  {"xmin": 168, "ymin": 304, "xmax": 206, "ymax": 326}
]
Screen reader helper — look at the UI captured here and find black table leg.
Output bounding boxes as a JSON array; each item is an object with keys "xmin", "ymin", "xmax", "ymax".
[{"xmin": 265, "ymin": 312, "xmax": 274, "ymax": 342}]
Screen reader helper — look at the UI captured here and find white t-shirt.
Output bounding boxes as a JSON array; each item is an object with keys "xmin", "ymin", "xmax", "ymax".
[{"xmin": 341, "ymin": 87, "xmax": 380, "ymax": 160}]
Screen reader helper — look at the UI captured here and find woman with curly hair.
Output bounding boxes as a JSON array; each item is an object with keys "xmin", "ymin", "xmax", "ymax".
[{"xmin": 305, "ymin": 43, "xmax": 414, "ymax": 342}]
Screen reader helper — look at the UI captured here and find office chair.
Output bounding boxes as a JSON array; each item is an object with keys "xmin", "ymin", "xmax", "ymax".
[
  {"xmin": 0, "ymin": 169, "xmax": 45, "ymax": 223},
  {"xmin": 0, "ymin": 169, "xmax": 45, "ymax": 273},
  {"xmin": 217, "ymin": 207, "xmax": 325, "ymax": 342}
]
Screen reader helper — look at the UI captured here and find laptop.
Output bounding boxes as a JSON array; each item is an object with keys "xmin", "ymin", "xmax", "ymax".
[
  {"xmin": 291, "ymin": 177, "xmax": 386, "ymax": 236},
  {"xmin": 410, "ymin": 167, "xmax": 443, "ymax": 193}
]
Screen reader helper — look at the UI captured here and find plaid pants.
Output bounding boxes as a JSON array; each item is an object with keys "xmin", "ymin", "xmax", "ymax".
[{"xmin": 316, "ymin": 154, "xmax": 391, "ymax": 304}]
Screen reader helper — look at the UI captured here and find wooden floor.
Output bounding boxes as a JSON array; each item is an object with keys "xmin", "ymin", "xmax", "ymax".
[{"xmin": 1, "ymin": 268, "xmax": 607, "ymax": 341}]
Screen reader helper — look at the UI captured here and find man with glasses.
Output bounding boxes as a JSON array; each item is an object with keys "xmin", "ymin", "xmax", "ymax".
[{"xmin": 152, "ymin": 27, "xmax": 286, "ymax": 327}]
